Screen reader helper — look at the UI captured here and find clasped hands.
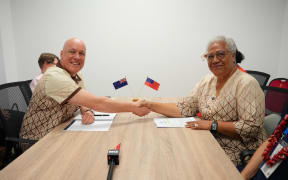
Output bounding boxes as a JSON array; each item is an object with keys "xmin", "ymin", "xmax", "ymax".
[
  {"xmin": 81, "ymin": 99, "xmax": 151, "ymax": 125},
  {"xmin": 133, "ymin": 98, "xmax": 212, "ymax": 130},
  {"xmin": 131, "ymin": 98, "xmax": 150, "ymax": 117}
]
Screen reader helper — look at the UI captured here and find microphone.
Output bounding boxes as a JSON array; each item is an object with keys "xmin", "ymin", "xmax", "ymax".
[
  {"xmin": 211, "ymin": 97, "xmax": 216, "ymax": 100},
  {"xmin": 107, "ymin": 144, "xmax": 121, "ymax": 180},
  {"xmin": 107, "ymin": 149, "xmax": 120, "ymax": 165}
]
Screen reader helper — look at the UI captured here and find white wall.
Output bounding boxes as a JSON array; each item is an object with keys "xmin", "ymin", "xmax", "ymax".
[
  {"xmin": 5, "ymin": 0, "xmax": 288, "ymax": 97},
  {"xmin": 0, "ymin": 30, "xmax": 6, "ymax": 85},
  {"xmin": 0, "ymin": 0, "xmax": 18, "ymax": 84},
  {"xmin": 278, "ymin": 1, "xmax": 288, "ymax": 79}
]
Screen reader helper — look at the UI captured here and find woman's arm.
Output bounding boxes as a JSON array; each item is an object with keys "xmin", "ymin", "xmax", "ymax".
[
  {"xmin": 186, "ymin": 120, "xmax": 240, "ymax": 138},
  {"xmin": 142, "ymin": 100, "xmax": 182, "ymax": 118},
  {"xmin": 217, "ymin": 121, "xmax": 240, "ymax": 138}
]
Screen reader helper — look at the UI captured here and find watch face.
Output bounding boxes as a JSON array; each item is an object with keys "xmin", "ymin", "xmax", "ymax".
[{"xmin": 211, "ymin": 122, "xmax": 217, "ymax": 131}]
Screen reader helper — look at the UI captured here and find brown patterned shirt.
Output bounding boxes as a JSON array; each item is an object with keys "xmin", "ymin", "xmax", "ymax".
[
  {"xmin": 20, "ymin": 66, "xmax": 85, "ymax": 140},
  {"xmin": 177, "ymin": 69, "xmax": 267, "ymax": 166}
]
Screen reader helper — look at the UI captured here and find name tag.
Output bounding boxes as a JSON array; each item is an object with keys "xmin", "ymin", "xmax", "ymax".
[{"xmin": 260, "ymin": 143, "xmax": 283, "ymax": 178}]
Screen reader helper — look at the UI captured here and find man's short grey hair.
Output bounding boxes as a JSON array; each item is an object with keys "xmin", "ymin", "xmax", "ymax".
[{"xmin": 206, "ymin": 36, "xmax": 237, "ymax": 55}]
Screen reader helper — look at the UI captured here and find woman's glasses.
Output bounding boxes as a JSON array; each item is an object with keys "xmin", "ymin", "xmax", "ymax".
[{"xmin": 202, "ymin": 50, "xmax": 228, "ymax": 62}]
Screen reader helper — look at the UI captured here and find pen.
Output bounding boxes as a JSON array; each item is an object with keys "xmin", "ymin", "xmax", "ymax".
[{"xmin": 94, "ymin": 114, "xmax": 110, "ymax": 116}]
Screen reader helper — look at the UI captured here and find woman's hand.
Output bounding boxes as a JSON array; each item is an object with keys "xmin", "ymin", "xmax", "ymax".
[
  {"xmin": 185, "ymin": 118, "xmax": 212, "ymax": 130},
  {"xmin": 82, "ymin": 110, "xmax": 95, "ymax": 124}
]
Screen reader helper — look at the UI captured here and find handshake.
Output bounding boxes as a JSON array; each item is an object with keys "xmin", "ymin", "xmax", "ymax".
[{"xmin": 131, "ymin": 98, "xmax": 151, "ymax": 117}]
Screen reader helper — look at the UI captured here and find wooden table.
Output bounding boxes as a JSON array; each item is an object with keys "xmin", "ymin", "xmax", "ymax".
[{"xmin": 0, "ymin": 98, "xmax": 243, "ymax": 180}]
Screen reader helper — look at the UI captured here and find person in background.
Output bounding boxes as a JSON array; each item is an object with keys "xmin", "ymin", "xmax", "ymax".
[
  {"xmin": 136, "ymin": 35, "xmax": 267, "ymax": 166},
  {"xmin": 30, "ymin": 53, "xmax": 59, "ymax": 92},
  {"xmin": 241, "ymin": 115, "xmax": 288, "ymax": 180},
  {"xmin": 20, "ymin": 38, "xmax": 150, "ymax": 141}
]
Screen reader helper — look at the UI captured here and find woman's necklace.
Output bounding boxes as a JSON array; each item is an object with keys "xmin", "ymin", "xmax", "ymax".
[{"xmin": 262, "ymin": 115, "xmax": 288, "ymax": 166}]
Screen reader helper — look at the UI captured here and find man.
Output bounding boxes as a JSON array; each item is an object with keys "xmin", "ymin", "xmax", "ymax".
[
  {"xmin": 30, "ymin": 53, "xmax": 59, "ymax": 92},
  {"xmin": 20, "ymin": 38, "xmax": 150, "ymax": 141}
]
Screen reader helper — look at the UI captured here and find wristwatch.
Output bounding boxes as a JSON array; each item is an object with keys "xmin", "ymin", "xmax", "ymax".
[
  {"xmin": 85, "ymin": 109, "xmax": 94, "ymax": 115},
  {"xmin": 210, "ymin": 120, "xmax": 218, "ymax": 133}
]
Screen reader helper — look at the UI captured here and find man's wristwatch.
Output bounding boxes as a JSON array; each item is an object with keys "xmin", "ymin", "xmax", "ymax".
[
  {"xmin": 210, "ymin": 120, "xmax": 218, "ymax": 133},
  {"xmin": 84, "ymin": 109, "xmax": 94, "ymax": 115}
]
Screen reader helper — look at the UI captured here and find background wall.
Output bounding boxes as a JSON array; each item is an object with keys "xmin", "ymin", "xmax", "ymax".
[
  {"xmin": 0, "ymin": 0, "xmax": 18, "ymax": 84},
  {"xmin": 0, "ymin": 32, "xmax": 6, "ymax": 85},
  {"xmin": 278, "ymin": 1, "xmax": 288, "ymax": 78},
  {"xmin": 1, "ymin": 0, "xmax": 287, "ymax": 97}
]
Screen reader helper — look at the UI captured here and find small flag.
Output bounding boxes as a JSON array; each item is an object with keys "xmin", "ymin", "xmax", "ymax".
[
  {"xmin": 113, "ymin": 78, "xmax": 128, "ymax": 90},
  {"xmin": 145, "ymin": 77, "xmax": 160, "ymax": 91}
]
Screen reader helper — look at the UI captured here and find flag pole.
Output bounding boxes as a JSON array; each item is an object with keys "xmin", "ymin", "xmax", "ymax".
[
  {"xmin": 136, "ymin": 76, "xmax": 147, "ymax": 98},
  {"xmin": 126, "ymin": 76, "xmax": 135, "ymax": 97}
]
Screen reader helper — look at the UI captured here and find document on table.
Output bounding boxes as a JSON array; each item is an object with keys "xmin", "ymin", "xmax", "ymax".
[
  {"xmin": 154, "ymin": 117, "xmax": 196, "ymax": 128},
  {"xmin": 64, "ymin": 120, "xmax": 113, "ymax": 131},
  {"xmin": 64, "ymin": 111, "xmax": 117, "ymax": 131}
]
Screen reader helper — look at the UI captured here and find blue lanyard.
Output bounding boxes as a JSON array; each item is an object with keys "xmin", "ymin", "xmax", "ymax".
[{"xmin": 284, "ymin": 127, "xmax": 288, "ymax": 136}]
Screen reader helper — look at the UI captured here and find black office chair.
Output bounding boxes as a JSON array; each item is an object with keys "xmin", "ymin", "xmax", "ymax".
[
  {"xmin": 246, "ymin": 70, "xmax": 270, "ymax": 88},
  {"xmin": 0, "ymin": 80, "xmax": 37, "ymax": 169},
  {"xmin": 240, "ymin": 86, "xmax": 288, "ymax": 166}
]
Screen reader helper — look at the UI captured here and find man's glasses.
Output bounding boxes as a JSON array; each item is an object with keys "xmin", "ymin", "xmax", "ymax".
[{"xmin": 202, "ymin": 50, "xmax": 228, "ymax": 62}]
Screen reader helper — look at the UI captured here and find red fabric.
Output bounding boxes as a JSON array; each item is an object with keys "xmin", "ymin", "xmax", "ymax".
[
  {"xmin": 266, "ymin": 79, "xmax": 288, "ymax": 113},
  {"xmin": 237, "ymin": 65, "xmax": 246, "ymax": 72},
  {"xmin": 269, "ymin": 79, "xmax": 288, "ymax": 89}
]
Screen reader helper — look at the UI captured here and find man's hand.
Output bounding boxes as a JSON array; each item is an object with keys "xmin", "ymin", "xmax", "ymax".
[
  {"xmin": 133, "ymin": 106, "xmax": 150, "ymax": 116},
  {"xmin": 82, "ymin": 110, "xmax": 95, "ymax": 124}
]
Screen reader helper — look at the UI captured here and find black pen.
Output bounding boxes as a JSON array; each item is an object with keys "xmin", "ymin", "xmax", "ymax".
[{"xmin": 94, "ymin": 114, "xmax": 110, "ymax": 116}]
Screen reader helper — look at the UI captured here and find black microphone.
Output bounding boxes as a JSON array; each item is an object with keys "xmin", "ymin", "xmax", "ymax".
[
  {"xmin": 211, "ymin": 97, "xmax": 216, "ymax": 100},
  {"xmin": 107, "ymin": 149, "xmax": 120, "ymax": 165},
  {"xmin": 107, "ymin": 145, "xmax": 120, "ymax": 180}
]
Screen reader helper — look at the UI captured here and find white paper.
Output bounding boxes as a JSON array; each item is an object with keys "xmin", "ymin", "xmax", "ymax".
[
  {"xmin": 65, "ymin": 120, "xmax": 113, "ymax": 131},
  {"xmin": 154, "ymin": 117, "xmax": 196, "ymax": 128},
  {"xmin": 65, "ymin": 111, "xmax": 116, "ymax": 131},
  {"xmin": 74, "ymin": 111, "xmax": 117, "ymax": 120}
]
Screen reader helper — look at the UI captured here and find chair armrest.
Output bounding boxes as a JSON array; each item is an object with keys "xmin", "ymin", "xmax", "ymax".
[
  {"xmin": 5, "ymin": 137, "xmax": 37, "ymax": 145},
  {"xmin": 240, "ymin": 149, "xmax": 256, "ymax": 166}
]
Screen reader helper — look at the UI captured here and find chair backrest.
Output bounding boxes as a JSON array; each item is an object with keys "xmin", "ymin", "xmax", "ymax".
[
  {"xmin": 246, "ymin": 70, "xmax": 270, "ymax": 87},
  {"xmin": 264, "ymin": 113, "xmax": 281, "ymax": 136},
  {"xmin": 0, "ymin": 80, "xmax": 32, "ymax": 139},
  {"xmin": 268, "ymin": 78, "xmax": 288, "ymax": 89},
  {"xmin": 263, "ymin": 86, "xmax": 288, "ymax": 116}
]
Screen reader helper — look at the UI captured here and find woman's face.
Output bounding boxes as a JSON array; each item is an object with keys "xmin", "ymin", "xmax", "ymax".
[{"xmin": 206, "ymin": 41, "xmax": 235, "ymax": 78}]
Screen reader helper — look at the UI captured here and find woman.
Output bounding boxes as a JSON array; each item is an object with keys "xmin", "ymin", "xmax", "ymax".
[{"xmin": 138, "ymin": 36, "xmax": 267, "ymax": 166}]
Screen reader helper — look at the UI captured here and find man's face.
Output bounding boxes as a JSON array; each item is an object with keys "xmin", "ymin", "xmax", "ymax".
[
  {"xmin": 60, "ymin": 39, "xmax": 86, "ymax": 76},
  {"xmin": 207, "ymin": 41, "xmax": 235, "ymax": 77}
]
